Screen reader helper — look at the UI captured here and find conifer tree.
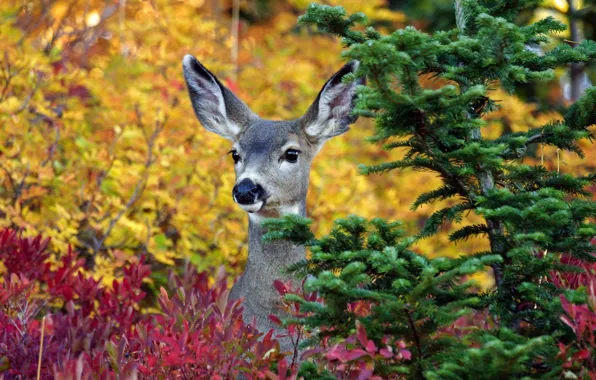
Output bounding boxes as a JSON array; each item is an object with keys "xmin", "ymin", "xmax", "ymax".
[{"xmin": 265, "ymin": 0, "xmax": 596, "ymax": 377}]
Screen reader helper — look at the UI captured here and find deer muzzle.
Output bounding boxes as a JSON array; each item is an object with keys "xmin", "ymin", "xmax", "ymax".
[{"xmin": 232, "ymin": 178, "xmax": 266, "ymax": 212}]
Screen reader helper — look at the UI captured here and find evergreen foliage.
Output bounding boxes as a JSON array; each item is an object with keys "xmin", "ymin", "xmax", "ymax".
[
  {"xmin": 265, "ymin": 216, "xmax": 501, "ymax": 378},
  {"xmin": 265, "ymin": 0, "xmax": 596, "ymax": 377}
]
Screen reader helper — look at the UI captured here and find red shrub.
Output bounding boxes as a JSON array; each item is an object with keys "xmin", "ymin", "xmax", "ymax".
[
  {"xmin": 0, "ymin": 229, "xmax": 291, "ymax": 379},
  {"xmin": 0, "ymin": 229, "xmax": 51, "ymax": 280},
  {"xmin": 269, "ymin": 279, "xmax": 410, "ymax": 379},
  {"xmin": 553, "ymin": 238, "xmax": 596, "ymax": 376},
  {"xmin": 559, "ymin": 284, "xmax": 596, "ymax": 375},
  {"xmin": 5, "ymin": 228, "xmax": 592, "ymax": 378},
  {"xmin": 300, "ymin": 321, "xmax": 410, "ymax": 380},
  {"xmin": 550, "ymin": 238, "xmax": 596, "ymax": 290}
]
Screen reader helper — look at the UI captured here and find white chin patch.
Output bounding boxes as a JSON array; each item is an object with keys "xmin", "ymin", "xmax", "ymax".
[
  {"xmin": 280, "ymin": 203, "xmax": 300, "ymax": 216},
  {"xmin": 238, "ymin": 201, "xmax": 264, "ymax": 213}
]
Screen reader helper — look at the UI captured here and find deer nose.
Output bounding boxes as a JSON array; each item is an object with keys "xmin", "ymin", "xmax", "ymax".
[{"xmin": 233, "ymin": 178, "xmax": 264, "ymax": 205}]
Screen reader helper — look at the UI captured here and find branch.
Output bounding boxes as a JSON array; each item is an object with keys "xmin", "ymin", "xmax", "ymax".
[
  {"xmin": 0, "ymin": 162, "xmax": 32, "ymax": 206},
  {"xmin": 0, "ymin": 52, "xmax": 21, "ymax": 103},
  {"xmin": 40, "ymin": 117, "xmax": 60, "ymax": 168},
  {"xmin": 91, "ymin": 106, "xmax": 164, "ymax": 255},
  {"xmin": 454, "ymin": 0, "xmax": 467, "ymax": 31},
  {"xmin": 14, "ymin": 77, "xmax": 42, "ymax": 116},
  {"xmin": 452, "ymin": 0, "xmax": 504, "ymax": 289},
  {"xmin": 43, "ymin": 1, "xmax": 78, "ymax": 54},
  {"xmin": 567, "ymin": 0, "xmax": 584, "ymax": 102},
  {"xmin": 0, "ymin": 163, "xmax": 17, "ymax": 201},
  {"xmin": 406, "ymin": 308, "xmax": 424, "ymax": 378}
]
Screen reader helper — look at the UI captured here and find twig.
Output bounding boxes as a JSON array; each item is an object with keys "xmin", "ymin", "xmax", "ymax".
[
  {"xmin": 16, "ymin": 1, "xmax": 50, "ymax": 46},
  {"xmin": 43, "ymin": 1, "xmax": 77, "ymax": 54},
  {"xmin": 0, "ymin": 163, "xmax": 17, "ymax": 198},
  {"xmin": 454, "ymin": 0, "xmax": 467, "ymax": 31},
  {"xmin": 41, "ymin": 121, "xmax": 60, "ymax": 167},
  {"xmin": 231, "ymin": 0, "xmax": 240, "ymax": 81},
  {"xmin": 0, "ymin": 51, "xmax": 20, "ymax": 103},
  {"xmin": 406, "ymin": 309, "xmax": 424, "ymax": 378},
  {"xmin": 15, "ymin": 163, "xmax": 31, "ymax": 204},
  {"xmin": 0, "ymin": 161, "xmax": 31, "ymax": 206},
  {"xmin": 291, "ymin": 328, "xmax": 302, "ymax": 368},
  {"xmin": 567, "ymin": 0, "xmax": 584, "ymax": 102},
  {"xmin": 36, "ymin": 316, "xmax": 46, "ymax": 380},
  {"xmin": 14, "ymin": 77, "xmax": 42, "ymax": 115},
  {"xmin": 9, "ymin": 316, "xmax": 24, "ymax": 337},
  {"xmin": 94, "ymin": 131, "xmax": 121, "ymax": 190},
  {"xmin": 119, "ymin": 0, "xmax": 127, "ymax": 55}
]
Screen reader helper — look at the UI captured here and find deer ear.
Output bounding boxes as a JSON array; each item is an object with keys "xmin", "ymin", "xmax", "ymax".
[
  {"xmin": 182, "ymin": 55, "xmax": 256, "ymax": 141},
  {"xmin": 301, "ymin": 61, "xmax": 365, "ymax": 144}
]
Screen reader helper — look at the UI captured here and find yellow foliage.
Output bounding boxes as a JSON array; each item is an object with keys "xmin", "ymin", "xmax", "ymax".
[{"xmin": 0, "ymin": 0, "xmax": 587, "ymax": 290}]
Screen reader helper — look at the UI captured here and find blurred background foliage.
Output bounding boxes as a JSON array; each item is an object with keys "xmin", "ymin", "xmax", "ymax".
[{"xmin": 0, "ymin": 0, "xmax": 594, "ymax": 292}]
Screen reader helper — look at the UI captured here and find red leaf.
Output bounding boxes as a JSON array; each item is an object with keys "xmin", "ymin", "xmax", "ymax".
[
  {"xmin": 273, "ymin": 280, "xmax": 288, "ymax": 296},
  {"xmin": 225, "ymin": 78, "xmax": 240, "ymax": 94},
  {"xmin": 574, "ymin": 349, "xmax": 591, "ymax": 361},
  {"xmin": 277, "ymin": 359, "xmax": 288, "ymax": 380},
  {"xmin": 268, "ymin": 314, "xmax": 282, "ymax": 325},
  {"xmin": 263, "ymin": 328, "xmax": 275, "ymax": 342}
]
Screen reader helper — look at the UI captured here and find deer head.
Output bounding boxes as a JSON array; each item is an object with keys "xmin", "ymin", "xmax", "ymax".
[{"xmin": 182, "ymin": 55, "xmax": 364, "ymax": 220}]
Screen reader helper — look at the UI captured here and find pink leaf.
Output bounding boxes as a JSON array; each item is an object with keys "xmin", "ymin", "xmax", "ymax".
[
  {"xmin": 560, "ymin": 316, "xmax": 576, "ymax": 332},
  {"xmin": 357, "ymin": 369, "xmax": 373, "ymax": 380},
  {"xmin": 400, "ymin": 349, "xmax": 412, "ymax": 361},
  {"xmin": 342, "ymin": 349, "xmax": 370, "ymax": 362},
  {"xmin": 379, "ymin": 348, "xmax": 393, "ymax": 359},
  {"xmin": 326, "ymin": 345, "xmax": 343, "ymax": 361},
  {"xmin": 365, "ymin": 340, "xmax": 377, "ymax": 353},
  {"xmin": 301, "ymin": 347, "xmax": 324, "ymax": 361},
  {"xmin": 356, "ymin": 321, "xmax": 369, "ymax": 348}
]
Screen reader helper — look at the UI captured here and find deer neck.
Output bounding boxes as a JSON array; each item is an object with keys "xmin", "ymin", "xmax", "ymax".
[{"xmin": 243, "ymin": 201, "xmax": 307, "ymax": 287}]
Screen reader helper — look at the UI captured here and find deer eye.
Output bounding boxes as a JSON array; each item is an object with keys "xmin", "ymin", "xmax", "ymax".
[
  {"xmin": 283, "ymin": 149, "xmax": 300, "ymax": 163},
  {"xmin": 229, "ymin": 149, "xmax": 241, "ymax": 164}
]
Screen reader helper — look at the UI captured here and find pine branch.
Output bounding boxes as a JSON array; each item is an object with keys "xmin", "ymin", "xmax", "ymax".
[
  {"xmin": 411, "ymin": 185, "xmax": 460, "ymax": 210},
  {"xmin": 449, "ymin": 224, "xmax": 490, "ymax": 243}
]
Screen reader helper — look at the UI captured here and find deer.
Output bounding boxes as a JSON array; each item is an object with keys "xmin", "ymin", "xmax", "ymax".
[{"xmin": 182, "ymin": 55, "xmax": 364, "ymax": 352}]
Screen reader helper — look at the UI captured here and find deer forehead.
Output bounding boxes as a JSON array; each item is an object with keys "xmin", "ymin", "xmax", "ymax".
[{"xmin": 235, "ymin": 119, "xmax": 314, "ymax": 156}]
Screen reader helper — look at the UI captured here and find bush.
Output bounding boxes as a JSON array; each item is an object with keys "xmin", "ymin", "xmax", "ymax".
[{"xmin": 0, "ymin": 228, "xmax": 289, "ymax": 378}]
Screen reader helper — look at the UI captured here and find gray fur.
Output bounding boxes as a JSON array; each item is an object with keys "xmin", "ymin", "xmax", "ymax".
[{"xmin": 182, "ymin": 55, "xmax": 362, "ymax": 354}]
